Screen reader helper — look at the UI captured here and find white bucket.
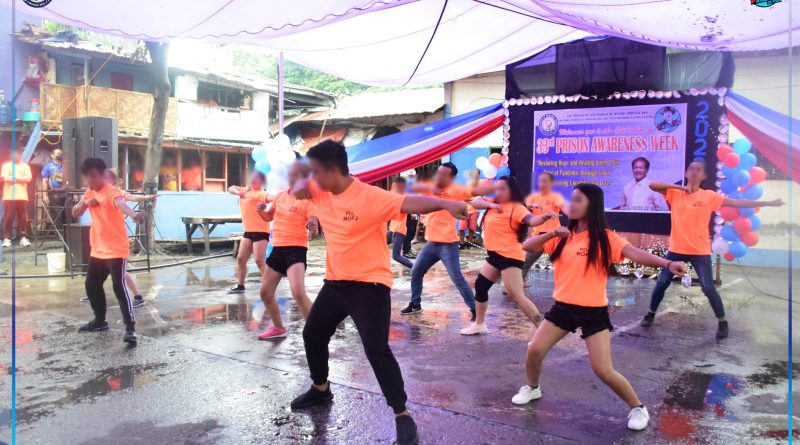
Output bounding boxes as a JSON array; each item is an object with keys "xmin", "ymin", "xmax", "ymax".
[{"xmin": 46, "ymin": 252, "xmax": 66, "ymax": 273}]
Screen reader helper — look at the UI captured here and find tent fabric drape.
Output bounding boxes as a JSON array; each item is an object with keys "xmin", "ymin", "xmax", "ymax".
[
  {"xmin": 726, "ymin": 92, "xmax": 800, "ymax": 183},
  {"xmin": 4, "ymin": 0, "xmax": 797, "ymax": 86}
]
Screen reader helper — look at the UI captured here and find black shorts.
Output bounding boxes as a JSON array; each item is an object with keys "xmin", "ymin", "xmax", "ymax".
[
  {"xmin": 266, "ymin": 246, "xmax": 308, "ymax": 275},
  {"xmin": 486, "ymin": 250, "xmax": 525, "ymax": 271},
  {"xmin": 243, "ymin": 232, "xmax": 270, "ymax": 242},
  {"xmin": 544, "ymin": 302, "xmax": 613, "ymax": 339}
]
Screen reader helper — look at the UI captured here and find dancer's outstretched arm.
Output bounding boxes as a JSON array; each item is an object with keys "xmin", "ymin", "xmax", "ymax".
[
  {"xmin": 401, "ymin": 195, "xmax": 468, "ymax": 220},
  {"xmin": 523, "ymin": 226, "xmax": 569, "ymax": 252},
  {"xmin": 722, "ymin": 197, "xmax": 783, "ymax": 209},
  {"xmin": 622, "ymin": 245, "xmax": 687, "ymax": 275}
]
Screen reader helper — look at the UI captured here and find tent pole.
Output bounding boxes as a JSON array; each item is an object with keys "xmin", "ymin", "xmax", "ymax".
[{"xmin": 278, "ymin": 51, "xmax": 285, "ymax": 135}]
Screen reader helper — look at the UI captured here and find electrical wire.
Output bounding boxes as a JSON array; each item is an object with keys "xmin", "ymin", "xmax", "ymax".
[
  {"xmin": 401, "ymin": 0, "xmax": 448, "ymax": 87},
  {"xmin": 734, "ymin": 258, "xmax": 799, "ymax": 304}
]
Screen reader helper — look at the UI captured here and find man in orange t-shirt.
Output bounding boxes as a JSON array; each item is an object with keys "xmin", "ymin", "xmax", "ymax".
[
  {"xmin": 227, "ymin": 171, "xmax": 273, "ymax": 294},
  {"xmin": 1, "ymin": 149, "xmax": 32, "ymax": 247},
  {"xmin": 72, "ymin": 158, "xmax": 145, "ymax": 345},
  {"xmin": 387, "ymin": 177, "xmax": 414, "ymax": 269},
  {"xmin": 642, "ymin": 161, "xmax": 784, "ymax": 339},
  {"xmin": 521, "ymin": 171, "xmax": 567, "ymax": 283},
  {"xmin": 403, "ymin": 162, "xmax": 492, "ymax": 318},
  {"xmin": 288, "ymin": 141, "xmax": 467, "ymax": 445}
]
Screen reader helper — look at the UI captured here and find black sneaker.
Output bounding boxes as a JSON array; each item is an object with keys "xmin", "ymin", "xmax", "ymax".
[
  {"xmin": 80, "ymin": 296, "xmax": 90, "ymax": 303},
  {"xmin": 78, "ymin": 320, "xmax": 109, "ymax": 332},
  {"xmin": 396, "ymin": 415, "xmax": 419, "ymax": 445},
  {"xmin": 123, "ymin": 326, "xmax": 138, "ymax": 345},
  {"xmin": 400, "ymin": 303, "xmax": 422, "ymax": 315},
  {"xmin": 132, "ymin": 295, "xmax": 145, "ymax": 308},
  {"xmin": 290, "ymin": 385, "xmax": 334, "ymax": 410},
  {"xmin": 458, "ymin": 243, "xmax": 467, "ymax": 250},
  {"xmin": 403, "ymin": 252, "xmax": 416, "ymax": 259},
  {"xmin": 716, "ymin": 321, "xmax": 729, "ymax": 339},
  {"xmin": 228, "ymin": 284, "xmax": 245, "ymax": 294},
  {"xmin": 470, "ymin": 309, "xmax": 476, "ymax": 322},
  {"xmin": 640, "ymin": 312, "xmax": 655, "ymax": 327}
]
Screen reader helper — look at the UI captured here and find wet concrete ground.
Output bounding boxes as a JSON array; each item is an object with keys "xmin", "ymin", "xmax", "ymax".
[{"xmin": 0, "ymin": 240, "xmax": 797, "ymax": 444}]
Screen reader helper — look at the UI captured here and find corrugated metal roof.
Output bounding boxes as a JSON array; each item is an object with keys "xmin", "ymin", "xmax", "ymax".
[{"xmin": 299, "ymin": 88, "xmax": 444, "ymax": 121}]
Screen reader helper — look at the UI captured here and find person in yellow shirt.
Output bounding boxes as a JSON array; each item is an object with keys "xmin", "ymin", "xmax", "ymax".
[
  {"xmin": 517, "ymin": 183, "xmax": 687, "ymax": 431},
  {"xmin": 2, "ymin": 150, "xmax": 32, "ymax": 247}
]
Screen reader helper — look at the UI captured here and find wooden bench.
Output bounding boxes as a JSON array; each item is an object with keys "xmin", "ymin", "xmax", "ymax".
[{"xmin": 181, "ymin": 215, "xmax": 243, "ymax": 256}]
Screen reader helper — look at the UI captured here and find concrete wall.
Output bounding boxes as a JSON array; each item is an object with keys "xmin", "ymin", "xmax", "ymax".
[{"xmin": 0, "ymin": 6, "xmax": 42, "ymax": 119}]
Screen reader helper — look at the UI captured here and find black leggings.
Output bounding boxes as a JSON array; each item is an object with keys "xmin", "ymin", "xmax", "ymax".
[
  {"xmin": 302, "ymin": 280, "xmax": 408, "ymax": 414},
  {"xmin": 85, "ymin": 257, "xmax": 135, "ymax": 326}
]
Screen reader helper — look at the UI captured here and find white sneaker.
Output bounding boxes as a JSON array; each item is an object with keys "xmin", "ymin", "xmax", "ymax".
[
  {"xmin": 459, "ymin": 322, "xmax": 488, "ymax": 335},
  {"xmin": 19, "ymin": 237, "xmax": 30, "ymax": 247},
  {"xmin": 1, "ymin": 239, "xmax": 10, "ymax": 247},
  {"xmin": 627, "ymin": 406, "xmax": 649, "ymax": 431},
  {"xmin": 511, "ymin": 385, "xmax": 541, "ymax": 405}
]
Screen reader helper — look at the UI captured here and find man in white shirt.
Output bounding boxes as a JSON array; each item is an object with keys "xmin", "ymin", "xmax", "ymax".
[{"xmin": 619, "ymin": 157, "xmax": 667, "ymax": 211}]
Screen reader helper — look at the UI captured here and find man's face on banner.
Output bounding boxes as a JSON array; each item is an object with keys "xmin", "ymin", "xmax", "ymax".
[
  {"xmin": 663, "ymin": 110, "xmax": 673, "ymax": 124},
  {"xmin": 632, "ymin": 159, "xmax": 649, "ymax": 182}
]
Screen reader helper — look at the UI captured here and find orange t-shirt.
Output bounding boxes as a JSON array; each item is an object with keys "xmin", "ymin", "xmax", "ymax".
[
  {"xmin": 270, "ymin": 190, "xmax": 316, "ymax": 248},
  {"xmin": 543, "ymin": 229, "xmax": 629, "ymax": 307},
  {"xmin": 664, "ymin": 188, "xmax": 725, "ymax": 255},
  {"xmin": 525, "ymin": 191, "xmax": 564, "ymax": 234},
  {"xmin": 309, "ymin": 178, "xmax": 405, "ymax": 288},
  {"xmin": 1, "ymin": 162, "xmax": 31, "ymax": 201},
  {"xmin": 424, "ymin": 183, "xmax": 472, "ymax": 243},
  {"xmin": 483, "ymin": 202, "xmax": 530, "ymax": 261},
  {"xmin": 239, "ymin": 188, "xmax": 271, "ymax": 233},
  {"xmin": 389, "ymin": 210, "xmax": 407, "ymax": 236},
  {"xmin": 84, "ymin": 185, "xmax": 129, "ymax": 259}
]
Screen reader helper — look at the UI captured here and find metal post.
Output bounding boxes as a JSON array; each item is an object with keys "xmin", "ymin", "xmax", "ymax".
[{"xmin": 278, "ymin": 51, "xmax": 285, "ymax": 134}]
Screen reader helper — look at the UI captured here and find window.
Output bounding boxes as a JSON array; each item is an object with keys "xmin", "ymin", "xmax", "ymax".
[
  {"xmin": 227, "ymin": 153, "xmax": 245, "ymax": 188},
  {"xmin": 110, "ymin": 72, "xmax": 134, "ymax": 91},
  {"xmin": 126, "ymin": 146, "xmax": 145, "ymax": 191},
  {"xmin": 159, "ymin": 150, "xmax": 178, "ymax": 191},
  {"xmin": 181, "ymin": 150, "xmax": 202, "ymax": 191},
  {"xmin": 204, "ymin": 151, "xmax": 226, "ymax": 192}
]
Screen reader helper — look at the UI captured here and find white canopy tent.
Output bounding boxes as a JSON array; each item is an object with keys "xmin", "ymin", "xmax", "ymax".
[{"xmin": 3, "ymin": 0, "xmax": 798, "ymax": 87}]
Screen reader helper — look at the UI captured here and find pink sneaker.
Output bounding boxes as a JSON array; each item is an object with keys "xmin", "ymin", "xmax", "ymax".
[{"xmin": 258, "ymin": 326, "xmax": 288, "ymax": 340}]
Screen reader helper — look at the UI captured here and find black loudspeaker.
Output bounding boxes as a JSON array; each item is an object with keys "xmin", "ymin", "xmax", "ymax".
[
  {"xmin": 556, "ymin": 38, "xmax": 665, "ymax": 97},
  {"xmin": 66, "ymin": 224, "xmax": 91, "ymax": 272},
  {"xmin": 61, "ymin": 116, "xmax": 118, "ymax": 188}
]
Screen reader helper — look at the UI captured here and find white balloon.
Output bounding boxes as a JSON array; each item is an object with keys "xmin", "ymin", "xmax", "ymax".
[
  {"xmin": 483, "ymin": 165, "xmax": 498, "ymax": 179},
  {"xmin": 475, "ymin": 156, "xmax": 490, "ymax": 170},
  {"xmin": 711, "ymin": 237, "xmax": 730, "ymax": 255},
  {"xmin": 275, "ymin": 133, "xmax": 291, "ymax": 150},
  {"xmin": 278, "ymin": 148, "xmax": 297, "ymax": 165}
]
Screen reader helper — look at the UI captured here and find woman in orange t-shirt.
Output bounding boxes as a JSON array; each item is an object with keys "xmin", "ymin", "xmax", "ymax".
[
  {"xmin": 255, "ymin": 162, "xmax": 320, "ymax": 339},
  {"xmin": 459, "ymin": 176, "xmax": 557, "ymax": 336},
  {"xmin": 227, "ymin": 171, "xmax": 273, "ymax": 294},
  {"xmin": 515, "ymin": 183, "xmax": 688, "ymax": 431}
]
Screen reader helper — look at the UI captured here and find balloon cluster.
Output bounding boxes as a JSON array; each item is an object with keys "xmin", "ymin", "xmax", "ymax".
[
  {"xmin": 475, "ymin": 153, "xmax": 510, "ymax": 179},
  {"xmin": 712, "ymin": 138, "xmax": 766, "ymax": 261},
  {"xmin": 251, "ymin": 133, "xmax": 298, "ymax": 194}
]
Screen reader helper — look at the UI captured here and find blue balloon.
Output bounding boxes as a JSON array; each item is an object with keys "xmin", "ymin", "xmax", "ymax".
[
  {"xmin": 732, "ymin": 169, "xmax": 751, "ymax": 187},
  {"xmin": 749, "ymin": 214, "xmax": 762, "ymax": 231},
  {"xmin": 732, "ymin": 139, "xmax": 752, "ymax": 154},
  {"xmin": 741, "ymin": 184, "xmax": 763, "ymax": 200},
  {"xmin": 729, "ymin": 240, "xmax": 748, "ymax": 258},
  {"xmin": 721, "ymin": 165, "xmax": 736, "ymax": 178},
  {"xmin": 720, "ymin": 179, "xmax": 738, "ymax": 195},
  {"xmin": 721, "ymin": 225, "xmax": 739, "ymax": 241},
  {"xmin": 739, "ymin": 207, "xmax": 755, "ymax": 217},
  {"xmin": 496, "ymin": 166, "xmax": 511, "ymax": 177},
  {"xmin": 738, "ymin": 153, "xmax": 757, "ymax": 171},
  {"xmin": 728, "ymin": 191, "xmax": 743, "ymax": 200},
  {"xmin": 254, "ymin": 160, "xmax": 271, "ymax": 175},
  {"xmin": 252, "ymin": 146, "xmax": 269, "ymax": 163}
]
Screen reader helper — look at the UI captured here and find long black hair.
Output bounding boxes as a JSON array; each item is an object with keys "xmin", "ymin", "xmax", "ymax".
[
  {"xmin": 549, "ymin": 183, "xmax": 612, "ymax": 271},
  {"xmin": 484, "ymin": 175, "xmax": 528, "ymax": 243}
]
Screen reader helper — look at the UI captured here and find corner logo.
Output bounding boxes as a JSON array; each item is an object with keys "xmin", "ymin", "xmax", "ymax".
[
  {"xmin": 538, "ymin": 114, "xmax": 559, "ymax": 136},
  {"xmin": 751, "ymin": 0, "xmax": 780, "ymax": 7},
  {"xmin": 24, "ymin": 0, "xmax": 52, "ymax": 7}
]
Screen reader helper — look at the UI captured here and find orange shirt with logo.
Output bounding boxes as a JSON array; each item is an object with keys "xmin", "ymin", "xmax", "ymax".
[
  {"xmin": 270, "ymin": 190, "xmax": 316, "ymax": 248},
  {"xmin": 424, "ymin": 183, "xmax": 472, "ymax": 243},
  {"xmin": 239, "ymin": 188, "xmax": 271, "ymax": 233},
  {"xmin": 543, "ymin": 229, "xmax": 629, "ymax": 307},
  {"xmin": 483, "ymin": 202, "xmax": 530, "ymax": 261},
  {"xmin": 389, "ymin": 211, "xmax": 407, "ymax": 236},
  {"xmin": 664, "ymin": 188, "xmax": 725, "ymax": 255},
  {"xmin": 309, "ymin": 178, "xmax": 405, "ymax": 287},
  {"xmin": 525, "ymin": 191, "xmax": 564, "ymax": 234},
  {"xmin": 1, "ymin": 162, "xmax": 31, "ymax": 201},
  {"xmin": 84, "ymin": 185, "xmax": 130, "ymax": 259}
]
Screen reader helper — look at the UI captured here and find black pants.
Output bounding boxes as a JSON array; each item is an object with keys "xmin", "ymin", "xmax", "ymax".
[
  {"xmin": 403, "ymin": 215, "xmax": 417, "ymax": 255},
  {"xmin": 303, "ymin": 280, "xmax": 407, "ymax": 414},
  {"xmin": 85, "ymin": 257, "xmax": 135, "ymax": 326}
]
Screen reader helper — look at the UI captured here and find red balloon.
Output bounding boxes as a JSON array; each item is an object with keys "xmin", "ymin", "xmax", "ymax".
[
  {"xmin": 719, "ymin": 206, "xmax": 739, "ymax": 221},
  {"xmin": 733, "ymin": 217, "xmax": 752, "ymax": 234},
  {"xmin": 723, "ymin": 152, "xmax": 740, "ymax": 168},
  {"xmin": 740, "ymin": 231, "xmax": 759, "ymax": 247},
  {"xmin": 716, "ymin": 144, "xmax": 733, "ymax": 160},
  {"xmin": 748, "ymin": 167, "xmax": 767, "ymax": 186},
  {"xmin": 723, "ymin": 252, "xmax": 735, "ymax": 262},
  {"xmin": 488, "ymin": 153, "xmax": 502, "ymax": 168}
]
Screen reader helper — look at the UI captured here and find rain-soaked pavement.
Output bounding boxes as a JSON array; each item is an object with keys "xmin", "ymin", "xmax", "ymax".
[{"xmin": 0, "ymin": 240, "xmax": 797, "ymax": 444}]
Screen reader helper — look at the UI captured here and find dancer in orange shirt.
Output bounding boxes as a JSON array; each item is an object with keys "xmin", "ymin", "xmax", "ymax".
[
  {"xmin": 255, "ymin": 161, "xmax": 320, "ymax": 339},
  {"xmin": 641, "ymin": 161, "xmax": 784, "ymax": 338},
  {"xmin": 458, "ymin": 170, "xmax": 481, "ymax": 249},
  {"xmin": 388, "ymin": 177, "xmax": 414, "ymax": 269},
  {"xmin": 521, "ymin": 171, "xmax": 567, "ymax": 283},
  {"xmin": 227, "ymin": 172, "xmax": 273, "ymax": 294},
  {"xmin": 72, "ymin": 158, "xmax": 146, "ymax": 345},
  {"xmin": 288, "ymin": 141, "xmax": 467, "ymax": 445},
  {"xmin": 514, "ymin": 183, "xmax": 687, "ymax": 431},
  {"xmin": 459, "ymin": 176, "xmax": 556, "ymax": 335}
]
